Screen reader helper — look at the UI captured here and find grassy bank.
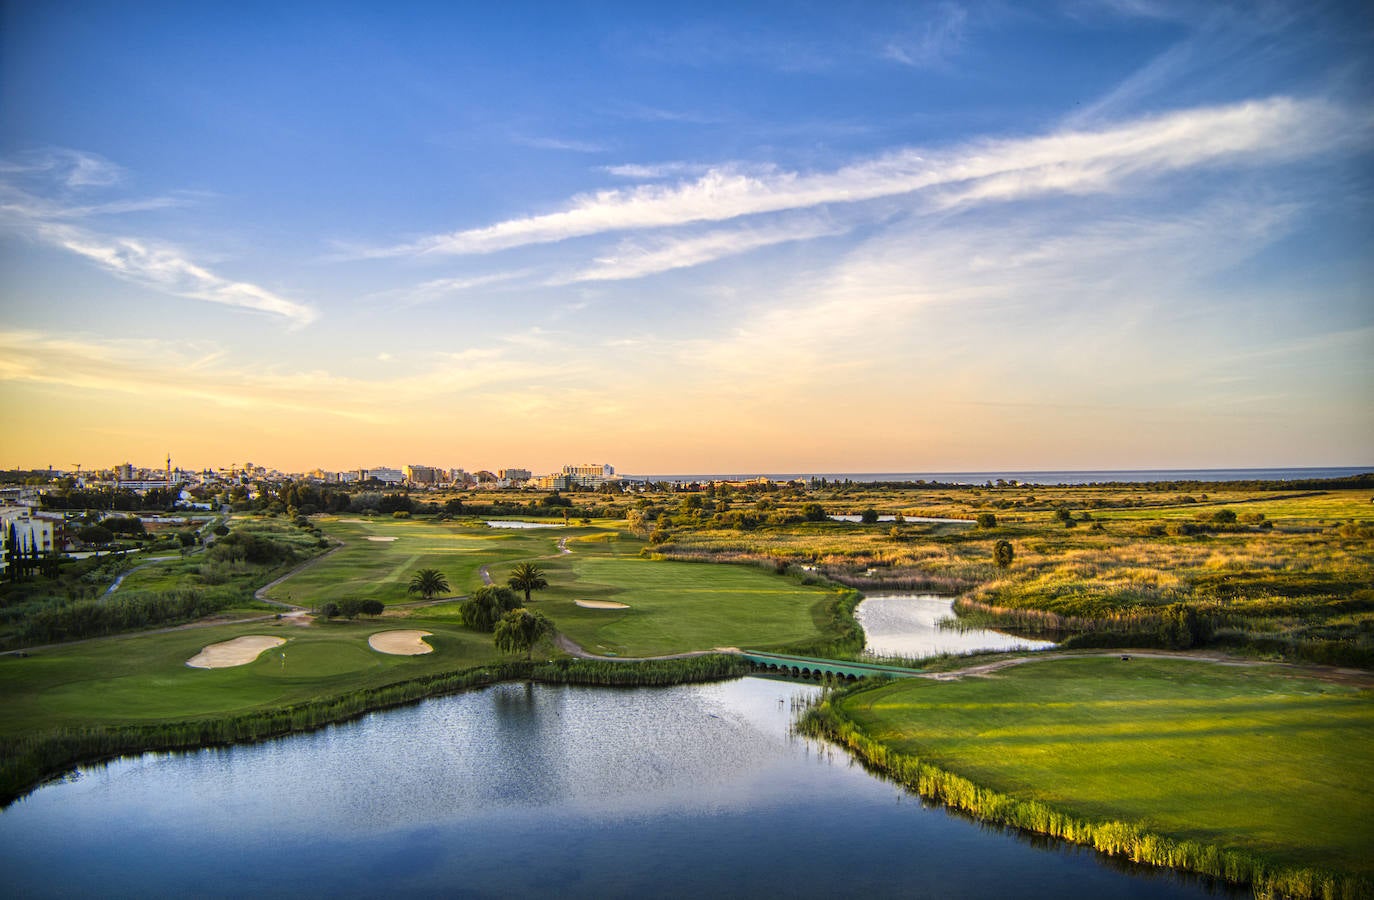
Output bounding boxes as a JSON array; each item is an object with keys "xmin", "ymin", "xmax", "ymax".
[
  {"xmin": 1, "ymin": 652, "xmax": 748, "ymax": 807},
  {"xmin": 801, "ymin": 656, "xmax": 1373, "ymax": 899}
]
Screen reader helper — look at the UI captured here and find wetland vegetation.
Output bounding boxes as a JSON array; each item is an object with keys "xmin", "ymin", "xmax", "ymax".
[{"xmin": 2, "ymin": 473, "xmax": 1370, "ymax": 895}]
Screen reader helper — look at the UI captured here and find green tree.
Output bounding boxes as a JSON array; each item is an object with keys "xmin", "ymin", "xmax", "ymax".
[
  {"xmin": 860, "ymin": 508, "xmax": 880, "ymax": 524},
  {"xmin": 994, "ymin": 539, "xmax": 1014, "ymax": 569},
  {"xmin": 360, "ymin": 599, "xmax": 385, "ymax": 617},
  {"xmin": 507, "ymin": 562, "xmax": 548, "ymax": 604},
  {"xmin": 319, "ymin": 601, "xmax": 340, "ymax": 619},
  {"xmin": 976, "ymin": 512, "xmax": 997, "ymax": 528},
  {"xmin": 407, "ymin": 568, "xmax": 450, "ymax": 601},
  {"xmin": 460, "ymin": 585, "xmax": 520, "ymax": 632},
  {"xmin": 493, "ymin": 607, "xmax": 553, "ymax": 661}
]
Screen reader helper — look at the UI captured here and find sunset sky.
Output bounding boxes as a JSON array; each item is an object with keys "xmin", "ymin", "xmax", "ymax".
[{"xmin": 2, "ymin": 1, "xmax": 1371, "ymax": 475}]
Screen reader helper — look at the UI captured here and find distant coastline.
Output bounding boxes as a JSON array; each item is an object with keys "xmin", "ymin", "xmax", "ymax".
[{"xmin": 628, "ymin": 466, "xmax": 1374, "ymax": 486}]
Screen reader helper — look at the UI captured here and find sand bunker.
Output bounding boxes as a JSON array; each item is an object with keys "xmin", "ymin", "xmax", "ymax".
[
  {"xmin": 369, "ymin": 630, "xmax": 434, "ymax": 655},
  {"xmin": 575, "ymin": 599, "xmax": 629, "ymax": 610},
  {"xmin": 187, "ymin": 635, "xmax": 286, "ymax": 669},
  {"xmin": 366, "ymin": 536, "xmax": 398, "ymax": 542}
]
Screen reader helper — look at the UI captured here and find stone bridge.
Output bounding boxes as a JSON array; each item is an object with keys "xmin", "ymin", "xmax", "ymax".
[{"xmin": 739, "ymin": 650, "xmax": 920, "ymax": 682}]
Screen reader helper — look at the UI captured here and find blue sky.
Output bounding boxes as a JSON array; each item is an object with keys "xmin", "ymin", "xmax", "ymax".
[{"xmin": 1, "ymin": 0, "xmax": 1371, "ymax": 473}]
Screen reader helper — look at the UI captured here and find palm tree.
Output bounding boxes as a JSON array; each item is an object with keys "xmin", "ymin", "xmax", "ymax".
[
  {"xmin": 407, "ymin": 568, "xmax": 450, "ymax": 601},
  {"xmin": 506, "ymin": 562, "xmax": 548, "ymax": 603}
]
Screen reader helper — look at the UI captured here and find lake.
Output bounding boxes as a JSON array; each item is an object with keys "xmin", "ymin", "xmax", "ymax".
[
  {"xmin": 857, "ymin": 593, "xmax": 1056, "ymax": 658},
  {"xmin": 0, "ymin": 678, "xmax": 1228, "ymax": 898}
]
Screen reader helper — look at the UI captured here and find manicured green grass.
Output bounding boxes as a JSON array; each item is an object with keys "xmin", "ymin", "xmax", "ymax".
[
  {"xmin": 266, "ymin": 517, "xmax": 569, "ymax": 605},
  {"xmin": 0, "ymin": 617, "xmax": 502, "ymax": 737},
  {"xmin": 835, "ymin": 657, "xmax": 1374, "ymax": 877},
  {"xmin": 541, "ymin": 555, "xmax": 840, "ymax": 656}
]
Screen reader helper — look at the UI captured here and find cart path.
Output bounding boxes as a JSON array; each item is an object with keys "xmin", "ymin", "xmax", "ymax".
[{"xmin": 103, "ymin": 555, "xmax": 179, "ymax": 595}]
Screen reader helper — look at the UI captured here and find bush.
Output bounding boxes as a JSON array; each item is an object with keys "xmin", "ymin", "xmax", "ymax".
[
  {"xmin": 860, "ymin": 508, "xmax": 880, "ymax": 525},
  {"xmin": 976, "ymin": 512, "xmax": 997, "ymax": 528},
  {"xmin": 460, "ymin": 586, "xmax": 520, "ymax": 632},
  {"xmin": 77, "ymin": 525, "xmax": 113, "ymax": 545}
]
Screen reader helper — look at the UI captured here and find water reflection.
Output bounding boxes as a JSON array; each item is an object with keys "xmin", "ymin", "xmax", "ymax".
[
  {"xmin": 1, "ymin": 679, "xmax": 1221, "ymax": 899},
  {"xmin": 857, "ymin": 593, "xmax": 1056, "ymax": 658}
]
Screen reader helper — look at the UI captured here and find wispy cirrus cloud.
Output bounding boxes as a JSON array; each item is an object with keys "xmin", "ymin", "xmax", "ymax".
[
  {"xmin": 550, "ymin": 217, "xmax": 847, "ymax": 284},
  {"xmin": 882, "ymin": 2, "xmax": 969, "ymax": 69},
  {"xmin": 0, "ymin": 149, "xmax": 317, "ymax": 326},
  {"xmin": 601, "ymin": 161, "xmax": 714, "ymax": 180},
  {"xmin": 372, "ymin": 96, "xmax": 1361, "ymax": 259},
  {"xmin": 34, "ymin": 223, "xmax": 317, "ymax": 325}
]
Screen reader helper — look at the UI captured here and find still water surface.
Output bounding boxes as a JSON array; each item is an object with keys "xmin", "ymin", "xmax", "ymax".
[
  {"xmin": 857, "ymin": 593, "xmax": 1056, "ymax": 658},
  {"xmin": 1, "ymin": 679, "xmax": 1226, "ymax": 898}
]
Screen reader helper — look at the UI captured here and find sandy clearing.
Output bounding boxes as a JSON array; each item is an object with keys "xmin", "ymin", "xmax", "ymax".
[
  {"xmin": 366, "ymin": 536, "xmax": 398, "ymax": 542},
  {"xmin": 575, "ymin": 599, "xmax": 629, "ymax": 609},
  {"xmin": 369, "ymin": 630, "xmax": 434, "ymax": 655},
  {"xmin": 187, "ymin": 635, "xmax": 286, "ymax": 669}
]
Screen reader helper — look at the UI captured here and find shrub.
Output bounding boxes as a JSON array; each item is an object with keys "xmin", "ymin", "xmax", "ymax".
[{"xmin": 976, "ymin": 512, "xmax": 997, "ymax": 528}]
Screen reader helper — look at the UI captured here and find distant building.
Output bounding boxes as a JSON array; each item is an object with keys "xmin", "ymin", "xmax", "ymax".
[
  {"xmin": 499, "ymin": 468, "xmax": 531, "ymax": 484},
  {"xmin": 561, "ymin": 463, "xmax": 617, "ymax": 488},
  {"xmin": 1, "ymin": 507, "xmax": 55, "ymax": 576},
  {"xmin": 365, "ymin": 466, "xmax": 405, "ymax": 485},
  {"xmin": 404, "ymin": 464, "xmax": 442, "ymax": 485}
]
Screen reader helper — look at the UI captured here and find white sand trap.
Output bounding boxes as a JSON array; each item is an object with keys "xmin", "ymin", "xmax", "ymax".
[
  {"xmin": 338, "ymin": 518, "xmax": 368, "ymax": 523},
  {"xmin": 187, "ymin": 635, "xmax": 286, "ymax": 669},
  {"xmin": 366, "ymin": 536, "xmax": 398, "ymax": 542},
  {"xmin": 575, "ymin": 599, "xmax": 629, "ymax": 610},
  {"xmin": 369, "ymin": 630, "xmax": 434, "ymax": 655}
]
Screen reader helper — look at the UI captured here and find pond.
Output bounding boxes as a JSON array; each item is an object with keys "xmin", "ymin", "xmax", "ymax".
[
  {"xmin": 486, "ymin": 520, "xmax": 566, "ymax": 529},
  {"xmin": 856, "ymin": 593, "xmax": 1056, "ymax": 658},
  {"xmin": 0, "ymin": 679, "xmax": 1225, "ymax": 898}
]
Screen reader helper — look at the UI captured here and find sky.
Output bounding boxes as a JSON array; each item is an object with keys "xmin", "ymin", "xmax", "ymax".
[{"xmin": 1, "ymin": 0, "xmax": 1371, "ymax": 475}]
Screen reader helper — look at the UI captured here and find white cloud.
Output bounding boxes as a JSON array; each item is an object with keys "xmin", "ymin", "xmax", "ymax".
[
  {"xmin": 376, "ymin": 96, "xmax": 1360, "ymax": 258},
  {"xmin": 0, "ymin": 151, "xmax": 317, "ymax": 326},
  {"xmin": 35, "ymin": 222, "xmax": 317, "ymax": 325},
  {"xmin": 551, "ymin": 218, "xmax": 848, "ymax": 284},
  {"xmin": 601, "ymin": 162, "xmax": 714, "ymax": 179}
]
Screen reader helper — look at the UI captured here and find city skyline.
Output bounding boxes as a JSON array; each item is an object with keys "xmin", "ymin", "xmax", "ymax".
[{"xmin": 2, "ymin": 2, "xmax": 1371, "ymax": 473}]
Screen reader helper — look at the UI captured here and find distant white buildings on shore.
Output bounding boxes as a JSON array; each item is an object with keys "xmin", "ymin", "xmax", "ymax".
[{"xmin": 13, "ymin": 456, "xmax": 625, "ymax": 496}]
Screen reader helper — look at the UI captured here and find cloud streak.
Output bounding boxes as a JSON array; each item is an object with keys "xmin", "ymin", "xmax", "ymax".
[
  {"xmin": 35, "ymin": 222, "xmax": 318, "ymax": 325},
  {"xmin": 0, "ymin": 151, "xmax": 317, "ymax": 326},
  {"xmin": 377, "ymin": 96, "xmax": 1359, "ymax": 258},
  {"xmin": 551, "ymin": 217, "xmax": 847, "ymax": 284}
]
